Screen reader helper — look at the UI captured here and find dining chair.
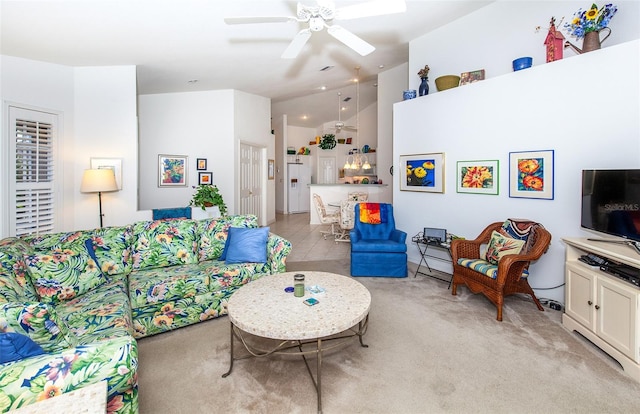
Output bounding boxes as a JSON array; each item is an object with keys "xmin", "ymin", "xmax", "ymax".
[
  {"xmin": 313, "ymin": 193, "xmax": 339, "ymax": 239},
  {"xmin": 335, "ymin": 200, "xmax": 358, "ymax": 242},
  {"xmin": 348, "ymin": 192, "xmax": 368, "ymax": 201}
]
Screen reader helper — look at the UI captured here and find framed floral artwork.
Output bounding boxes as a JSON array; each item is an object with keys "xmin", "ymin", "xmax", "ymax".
[
  {"xmin": 399, "ymin": 153, "xmax": 445, "ymax": 193},
  {"xmin": 509, "ymin": 150, "xmax": 554, "ymax": 199},
  {"xmin": 158, "ymin": 154, "xmax": 187, "ymax": 187},
  {"xmin": 456, "ymin": 160, "xmax": 499, "ymax": 195},
  {"xmin": 196, "ymin": 158, "xmax": 207, "ymax": 170},
  {"xmin": 198, "ymin": 172, "xmax": 212, "ymax": 185}
]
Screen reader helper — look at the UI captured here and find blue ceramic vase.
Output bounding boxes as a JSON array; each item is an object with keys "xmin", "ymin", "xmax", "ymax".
[{"xmin": 419, "ymin": 77, "xmax": 429, "ymax": 96}]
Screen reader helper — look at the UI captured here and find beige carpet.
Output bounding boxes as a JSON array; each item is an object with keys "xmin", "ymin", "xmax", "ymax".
[{"xmin": 137, "ymin": 261, "xmax": 640, "ymax": 413}]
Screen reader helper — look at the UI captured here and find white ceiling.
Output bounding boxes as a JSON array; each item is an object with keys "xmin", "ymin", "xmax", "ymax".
[{"xmin": 0, "ymin": 0, "xmax": 491, "ymax": 128}]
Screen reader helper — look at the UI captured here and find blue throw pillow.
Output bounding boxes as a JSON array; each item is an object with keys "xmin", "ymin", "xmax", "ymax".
[
  {"xmin": 0, "ymin": 332, "xmax": 45, "ymax": 364},
  {"xmin": 225, "ymin": 227, "xmax": 270, "ymax": 264}
]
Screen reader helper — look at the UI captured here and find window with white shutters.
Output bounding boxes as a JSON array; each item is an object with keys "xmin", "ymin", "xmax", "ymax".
[{"xmin": 9, "ymin": 107, "xmax": 58, "ymax": 236}]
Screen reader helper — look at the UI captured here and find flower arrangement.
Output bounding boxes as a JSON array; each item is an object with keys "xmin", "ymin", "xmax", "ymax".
[
  {"xmin": 417, "ymin": 65, "xmax": 430, "ymax": 79},
  {"xmin": 564, "ymin": 3, "xmax": 618, "ymax": 38}
]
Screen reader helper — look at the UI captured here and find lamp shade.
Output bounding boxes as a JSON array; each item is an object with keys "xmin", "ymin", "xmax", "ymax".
[{"xmin": 80, "ymin": 169, "xmax": 118, "ymax": 193}]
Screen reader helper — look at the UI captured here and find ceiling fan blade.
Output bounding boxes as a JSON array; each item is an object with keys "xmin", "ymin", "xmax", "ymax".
[
  {"xmin": 224, "ymin": 16, "xmax": 296, "ymax": 25},
  {"xmin": 344, "ymin": 126, "xmax": 357, "ymax": 131},
  {"xmin": 327, "ymin": 25, "xmax": 375, "ymax": 56},
  {"xmin": 335, "ymin": 0, "xmax": 406, "ymax": 20},
  {"xmin": 281, "ymin": 29, "xmax": 312, "ymax": 59}
]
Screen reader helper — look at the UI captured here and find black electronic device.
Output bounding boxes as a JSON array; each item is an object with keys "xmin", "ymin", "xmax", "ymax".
[
  {"xmin": 579, "ymin": 253, "xmax": 608, "ymax": 267},
  {"xmin": 600, "ymin": 263, "xmax": 640, "ymax": 288},
  {"xmin": 581, "ymin": 169, "xmax": 640, "ymax": 243},
  {"xmin": 423, "ymin": 227, "xmax": 446, "ymax": 243}
]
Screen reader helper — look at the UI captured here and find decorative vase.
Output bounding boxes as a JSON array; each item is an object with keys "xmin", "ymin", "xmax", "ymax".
[
  {"xmin": 565, "ymin": 28, "xmax": 612, "ymax": 54},
  {"xmin": 403, "ymin": 89, "xmax": 417, "ymax": 100},
  {"xmin": 419, "ymin": 77, "xmax": 429, "ymax": 96}
]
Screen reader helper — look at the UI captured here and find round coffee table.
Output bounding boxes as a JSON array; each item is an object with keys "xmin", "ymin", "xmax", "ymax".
[{"xmin": 222, "ymin": 271, "xmax": 371, "ymax": 414}]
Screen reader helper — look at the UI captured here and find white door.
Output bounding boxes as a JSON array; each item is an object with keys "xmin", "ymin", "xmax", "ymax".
[
  {"xmin": 239, "ymin": 143, "xmax": 263, "ymax": 220},
  {"xmin": 318, "ymin": 156, "xmax": 336, "ymax": 184}
]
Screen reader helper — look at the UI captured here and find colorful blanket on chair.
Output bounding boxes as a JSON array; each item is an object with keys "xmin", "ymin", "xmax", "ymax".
[
  {"xmin": 499, "ymin": 218, "xmax": 543, "ymax": 254},
  {"xmin": 359, "ymin": 203, "xmax": 388, "ymax": 224}
]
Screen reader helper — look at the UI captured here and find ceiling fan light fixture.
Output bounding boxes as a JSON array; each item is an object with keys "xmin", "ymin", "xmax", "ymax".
[{"xmin": 309, "ymin": 16, "xmax": 324, "ymax": 32}]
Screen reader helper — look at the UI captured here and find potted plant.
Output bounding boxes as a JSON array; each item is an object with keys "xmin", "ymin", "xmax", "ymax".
[{"xmin": 189, "ymin": 184, "xmax": 227, "ymax": 215}]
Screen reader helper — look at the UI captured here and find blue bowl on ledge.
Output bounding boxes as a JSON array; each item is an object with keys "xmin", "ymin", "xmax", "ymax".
[{"xmin": 513, "ymin": 57, "xmax": 533, "ymax": 71}]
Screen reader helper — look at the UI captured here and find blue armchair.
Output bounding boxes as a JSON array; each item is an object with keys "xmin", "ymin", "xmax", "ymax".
[{"xmin": 350, "ymin": 203, "xmax": 408, "ymax": 277}]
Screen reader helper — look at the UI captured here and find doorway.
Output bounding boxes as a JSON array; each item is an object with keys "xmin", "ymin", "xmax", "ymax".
[{"xmin": 239, "ymin": 143, "xmax": 264, "ymax": 224}]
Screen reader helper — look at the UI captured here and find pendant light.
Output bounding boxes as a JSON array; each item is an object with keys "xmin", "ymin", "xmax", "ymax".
[{"xmin": 343, "ymin": 66, "xmax": 370, "ymax": 171}]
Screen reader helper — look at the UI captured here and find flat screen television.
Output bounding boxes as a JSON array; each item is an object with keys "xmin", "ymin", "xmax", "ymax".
[{"xmin": 581, "ymin": 169, "xmax": 640, "ymax": 243}]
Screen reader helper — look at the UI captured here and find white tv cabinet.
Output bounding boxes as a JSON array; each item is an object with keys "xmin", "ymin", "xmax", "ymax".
[{"xmin": 562, "ymin": 238, "xmax": 640, "ymax": 382}]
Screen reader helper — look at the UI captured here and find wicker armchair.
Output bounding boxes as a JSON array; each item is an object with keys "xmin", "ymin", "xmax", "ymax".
[{"xmin": 450, "ymin": 220, "xmax": 552, "ymax": 321}]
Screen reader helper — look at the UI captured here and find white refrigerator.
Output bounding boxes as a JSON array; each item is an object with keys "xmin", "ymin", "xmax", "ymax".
[{"xmin": 288, "ymin": 163, "xmax": 311, "ymax": 213}]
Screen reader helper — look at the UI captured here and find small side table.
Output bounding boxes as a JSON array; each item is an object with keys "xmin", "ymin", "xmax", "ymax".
[{"xmin": 411, "ymin": 233, "xmax": 453, "ymax": 288}]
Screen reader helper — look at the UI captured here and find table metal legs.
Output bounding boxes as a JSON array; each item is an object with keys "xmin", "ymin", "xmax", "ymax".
[{"xmin": 222, "ymin": 315, "xmax": 369, "ymax": 413}]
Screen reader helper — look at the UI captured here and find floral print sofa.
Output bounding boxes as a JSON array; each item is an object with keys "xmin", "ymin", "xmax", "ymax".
[{"xmin": 0, "ymin": 215, "xmax": 291, "ymax": 413}]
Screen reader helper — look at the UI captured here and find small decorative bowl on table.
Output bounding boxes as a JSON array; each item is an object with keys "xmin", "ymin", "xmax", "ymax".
[{"xmin": 435, "ymin": 75, "xmax": 461, "ymax": 91}]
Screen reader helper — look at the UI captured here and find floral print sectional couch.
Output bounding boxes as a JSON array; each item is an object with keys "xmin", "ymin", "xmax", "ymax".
[{"xmin": 0, "ymin": 215, "xmax": 292, "ymax": 413}]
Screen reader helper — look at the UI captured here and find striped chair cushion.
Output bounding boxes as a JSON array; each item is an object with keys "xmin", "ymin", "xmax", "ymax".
[{"xmin": 457, "ymin": 258, "xmax": 529, "ymax": 279}]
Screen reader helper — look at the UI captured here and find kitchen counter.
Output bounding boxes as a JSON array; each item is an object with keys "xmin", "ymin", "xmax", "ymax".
[
  {"xmin": 308, "ymin": 184, "xmax": 388, "ymax": 187},
  {"xmin": 308, "ymin": 184, "xmax": 391, "ymax": 224}
]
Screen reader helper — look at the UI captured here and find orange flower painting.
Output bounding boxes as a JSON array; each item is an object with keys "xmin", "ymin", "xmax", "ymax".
[
  {"xmin": 461, "ymin": 166, "xmax": 493, "ymax": 188},
  {"xmin": 510, "ymin": 150, "xmax": 554, "ymax": 200},
  {"xmin": 517, "ymin": 157, "xmax": 544, "ymax": 192},
  {"xmin": 456, "ymin": 160, "xmax": 499, "ymax": 195}
]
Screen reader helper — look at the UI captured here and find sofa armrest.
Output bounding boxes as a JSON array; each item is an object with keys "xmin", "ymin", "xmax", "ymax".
[
  {"xmin": 0, "ymin": 335, "xmax": 137, "ymax": 412},
  {"xmin": 266, "ymin": 233, "xmax": 292, "ymax": 274}
]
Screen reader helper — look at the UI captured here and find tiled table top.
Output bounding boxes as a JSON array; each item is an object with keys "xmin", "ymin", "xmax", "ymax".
[
  {"xmin": 13, "ymin": 380, "xmax": 107, "ymax": 413},
  {"xmin": 227, "ymin": 272, "xmax": 371, "ymax": 340}
]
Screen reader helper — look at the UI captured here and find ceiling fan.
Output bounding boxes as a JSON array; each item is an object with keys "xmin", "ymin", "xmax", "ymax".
[
  {"xmin": 331, "ymin": 92, "xmax": 357, "ymax": 133},
  {"xmin": 224, "ymin": 0, "xmax": 407, "ymax": 59}
]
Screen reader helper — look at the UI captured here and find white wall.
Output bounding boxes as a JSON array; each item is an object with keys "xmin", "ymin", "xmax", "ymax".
[
  {"xmin": 138, "ymin": 90, "xmax": 235, "ymax": 212},
  {"xmin": 1, "ymin": 57, "xmax": 142, "ymax": 233},
  {"xmin": 394, "ymin": 40, "xmax": 640, "ymax": 304},
  {"xmin": 407, "ymin": 1, "xmax": 640, "ymax": 94},
  {"xmin": 274, "ymin": 114, "xmax": 286, "ymax": 214},
  {"xmin": 233, "ymin": 90, "xmax": 274, "ymax": 225},
  {"xmin": 377, "ymin": 62, "xmax": 408, "ymax": 198},
  {"xmin": 1, "ymin": 56, "xmax": 74, "ymax": 236},
  {"xmin": 73, "ymin": 66, "xmax": 144, "ymax": 230},
  {"xmin": 138, "ymin": 89, "xmax": 272, "ymax": 224}
]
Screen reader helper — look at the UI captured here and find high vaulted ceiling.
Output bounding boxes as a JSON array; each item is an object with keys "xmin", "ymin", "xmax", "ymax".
[{"xmin": 0, "ymin": 0, "xmax": 491, "ymax": 128}]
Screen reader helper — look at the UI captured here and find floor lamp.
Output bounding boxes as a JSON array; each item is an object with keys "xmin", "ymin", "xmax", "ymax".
[{"xmin": 80, "ymin": 169, "xmax": 119, "ymax": 228}]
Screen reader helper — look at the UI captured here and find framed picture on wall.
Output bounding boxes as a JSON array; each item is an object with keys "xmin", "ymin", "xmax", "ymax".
[
  {"xmin": 268, "ymin": 159, "xmax": 275, "ymax": 180},
  {"xmin": 90, "ymin": 157, "xmax": 123, "ymax": 190},
  {"xmin": 399, "ymin": 153, "xmax": 445, "ymax": 193},
  {"xmin": 196, "ymin": 158, "xmax": 207, "ymax": 170},
  {"xmin": 158, "ymin": 154, "xmax": 187, "ymax": 187},
  {"xmin": 198, "ymin": 172, "xmax": 213, "ymax": 185},
  {"xmin": 509, "ymin": 149, "xmax": 554, "ymax": 199},
  {"xmin": 460, "ymin": 69, "xmax": 486, "ymax": 85},
  {"xmin": 456, "ymin": 160, "xmax": 499, "ymax": 195}
]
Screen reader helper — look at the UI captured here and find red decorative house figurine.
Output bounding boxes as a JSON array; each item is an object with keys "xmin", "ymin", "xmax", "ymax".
[{"xmin": 544, "ymin": 17, "xmax": 565, "ymax": 62}]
